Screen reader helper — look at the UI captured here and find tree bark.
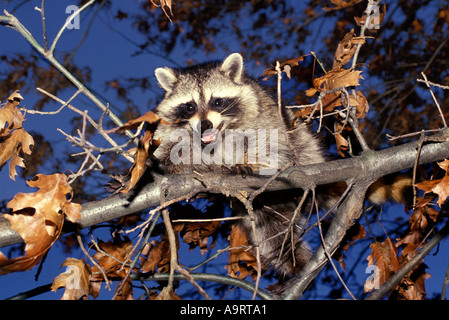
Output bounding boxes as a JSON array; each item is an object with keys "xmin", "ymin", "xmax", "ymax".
[{"xmin": 1, "ymin": 129, "xmax": 449, "ymax": 250}]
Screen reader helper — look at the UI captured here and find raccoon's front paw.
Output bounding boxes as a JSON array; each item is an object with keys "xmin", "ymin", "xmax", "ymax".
[{"xmin": 221, "ymin": 165, "xmax": 253, "ymax": 178}]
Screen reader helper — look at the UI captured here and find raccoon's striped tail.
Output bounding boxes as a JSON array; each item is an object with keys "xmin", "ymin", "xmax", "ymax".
[
  {"xmin": 320, "ymin": 173, "xmax": 414, "ymax": 209},
  {"xmin": 366, "ymin": 174, "xmax": 414, "ymax": 205}
]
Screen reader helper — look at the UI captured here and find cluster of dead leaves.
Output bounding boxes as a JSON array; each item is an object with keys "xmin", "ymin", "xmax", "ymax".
[
  {"xmin": 415, "ymin": 159, "xmax": 449, "ymax": 208},
  {"xmin": 364, "ymin": 233, "xmax": 430, "ymax": 300},
  {"xmin": 226, "ymin": 223, "xmax": 258, "ymax": 280},
  {"xmin": 50, "ymin": 214, "xmax": 253, "ymax": 299},
  {"xmin": 0, "ymin": 173, "xmax": 81, "ymax": 275},
  {"xmin": 0, "ymin": 91, "xmax": 34, "ymax": 180},
  {"xmin": 363, "ymin": 160, "xmax": 449, "ymax": 299},
  {"xmin": 108, "ymin": 111, "xmax": 166, "ymax": 193},
  {"xmin": 302, "ymin": 30, "xmax": 371, "ymax": 157},
  {"xmin": 262, "ymin": 28, "xmax": 372, "ymax": 157},
  {"xmin": 51, "ymin": 237, "xmax": 134, "ymax": 300}
]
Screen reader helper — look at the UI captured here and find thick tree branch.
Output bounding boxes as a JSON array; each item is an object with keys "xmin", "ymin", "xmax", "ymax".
[
  {"xmin": 279, "ymin": 179, "xmax": 372, "ymax": 299},
  {"xmin": 1, "ymin": 128, "xmax": 449, "ymax": 250}
]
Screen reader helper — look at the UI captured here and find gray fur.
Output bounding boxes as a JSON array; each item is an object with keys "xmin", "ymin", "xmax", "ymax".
[{"xmin": 153, "ymin": 53, "xmax": 325, "ymax": 290}]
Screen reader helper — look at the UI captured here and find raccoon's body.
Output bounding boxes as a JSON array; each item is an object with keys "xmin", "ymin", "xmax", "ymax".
[{"xmin": 152, "ymin": 53, "xmax": 411, "ymax": 290}]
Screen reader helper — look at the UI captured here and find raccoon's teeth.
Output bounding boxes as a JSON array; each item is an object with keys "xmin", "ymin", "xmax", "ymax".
[
  {"xmin": 201, "ymin": 122, "xmax": 224, "ymax": 144},
  {"xmin": 201, "ymin": 129, "xmax": 220, "ymax": 144}
]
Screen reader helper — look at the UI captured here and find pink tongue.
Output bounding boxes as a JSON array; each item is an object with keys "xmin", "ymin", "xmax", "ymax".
[{"xmin": 201, "ymin": 129, "xmax": 219, "ymax": 144}]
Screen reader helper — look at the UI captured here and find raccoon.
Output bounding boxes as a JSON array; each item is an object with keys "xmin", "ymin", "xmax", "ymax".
[
  {"xmin": 152, "ymin": 53, "xmax": 412, "ymax": 291},
  {"xmin": 152, "ymin": 52, "xmax": 325, "ymax": 287}
]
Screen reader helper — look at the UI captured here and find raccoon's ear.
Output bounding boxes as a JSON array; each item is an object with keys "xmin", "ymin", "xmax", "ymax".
[
  {"xmin": 220, "ymin": 53, "xmax": 244, "ymax": 83},
  {"xmin": 155, "ymin": 67, "xmax": 178, "ymax": 92}
]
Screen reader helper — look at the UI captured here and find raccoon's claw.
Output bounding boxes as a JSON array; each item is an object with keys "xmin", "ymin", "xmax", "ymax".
[{"xmin": 221, "ymin": 165, "xmax": 253, "ymax": 178}]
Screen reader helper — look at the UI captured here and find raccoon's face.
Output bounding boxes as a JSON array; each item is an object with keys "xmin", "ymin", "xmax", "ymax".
[{"xmin": 154, "ymin": 53, "xmax": 258, "ymax": 145}]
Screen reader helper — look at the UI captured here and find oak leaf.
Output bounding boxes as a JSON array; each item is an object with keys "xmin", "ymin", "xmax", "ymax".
[
  {"xmin": 110, "ymin": 112, "xmax": 164, "ymax": 194},
  {"xmin": 364, "ymin": 237, "xmax": 399, "ymax": 293},
  {"xmin": 261, "ymin": 55, "xmax": 307, "ymax": 80},
  {"xmin": 307, "ymin": 68, "xmax": 363, "ymax": 96},
  {"xmin": 151, "ymin": 286, "xmax": 182, "ymax": 300},
  {"xmin": 0, "ymin": 91, "xmax": 34, "ymax": 180},
  {"xmin": 415, "ymin": 173, "xmax": 449, "ymax": 207},
  {"xmin": 226, "ymin": 224, "xmax": 258, "ymax": 280},
  {"xmin": 91, "ymin": 237, "xmax": 134, "ymax": 300},
  {"xmin": 140, "ymin": 224, "xmax": 183, "ymax": 274},
  {"xmin": 332, "ymin": 30, "xmax": 367, "ymax": 70},
  {"xmin": 108, "ymin": 111, "xmax": 166, "ymax": 134},
  {"xmin": 323, "ymin": 0, "xmax": 361, "ymax": 11},
  {"xmin": 0, "ymin": 90, "xmax": 25, "ymax": 135},
  {"xmin": 181, "ymin": 221, "xmax": 220, "ymax": 255},
  {"xmin": 0, "ymin": 174, "xmax": 81, "ymax": 274},
  {"xmin": 51, "ymin": 258, "xmax": 92, "ymax": 300}
]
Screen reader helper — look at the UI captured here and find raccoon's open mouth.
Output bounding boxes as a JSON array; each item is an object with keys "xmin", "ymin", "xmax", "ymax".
[{"xmin": 201, "ymin": 121, "xmax": 224, "ymax": 144}]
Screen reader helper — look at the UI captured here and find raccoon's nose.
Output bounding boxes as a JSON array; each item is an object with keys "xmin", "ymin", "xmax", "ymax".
[{"xmin": 198, "ymin": 119, "xmax": 213, "ymax": 135}]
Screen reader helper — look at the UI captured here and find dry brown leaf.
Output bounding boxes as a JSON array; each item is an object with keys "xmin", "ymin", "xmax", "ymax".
[
  {"xmin": 91, "ymin": 237, "xmax": 134, "ymax": 299},
  {"xmin": 115, "ymin": 112, "xmax": 163, "ymax": 194},
  {"xmin": 307, "ymin": 69, "xmax": 363, "ymax": 97},
  {"xmin": 323, "ymin": 0, "xmax": 361, "ymax": 11},
  {"xmin": 390, "ymin": 264, "xmax": 430, "ymax": 300},
  {"xmin": 140, "ymin": 224, "xmax": 182, "ymax": 274},
  {"xmin": 324, "ymin": 69, "xmax": 363, "ymax": 91},
  {"xmin": 51, "ymin": 258, "xmax": 92, "ymax": 300},
  {"xmin": 415, "ymin": 174, "xmax": 449, "ymax": 207},
  {"xmin": 0, "ymin": 91, "xmax": 34, "ymax": 180},
  {"xmin": 297, "ymin": 90, "xmax": 368, "ymax": 121},
  {"xmin": 396, "ymin": 230, "xmax": 422, "ymax": 260},
  {"xmin": 108, "ymin": 111, "xmax": 165, "ymax": 134},
  {"xmin": 0, "ymin": 91, "xmax": 25, "ymax": 135},
  {"xmin": 226, "ymin": 224, "xmax": 258, "ymax": 280},
  {"xmin": 437, "ymin": 159, "xmax": 449, "ymax": 172},
  {"xmin": 151, "ymin": 286, "xmax": 182, "ymax": 300},
  {"xmin": 150, "ymin": 0, "xmax": 174, "ymax": 21},
  {"xmin": 0, "ymin": 174, "xmax": 81, "ymax": 274},
  {"xmin": 261, "ymin": 55, "xmax": 307, "ymax": 80},
  {"xmin": 181, "ymin": 221, "xmax": 221, "ymax": 255},
  {"xmin": 121, "ymin": 141, "xmax": 149, "ymax": 194},
  {"xmin": 333, "ymin": 30, "xmax": 367, "ymax": 70},
  {"xmin": 364, "ymin": 237, "xmax": 399, "ymax": 293},
  {"xmin": 92, "ymin": 237, "xmax": 133, "ymax": 278},
  {"xmin": 140, "ymin": 239, "xmax": 171, "ymax": 274},
  {"xmin": 354, "ymin": 2, "xmax": 387, "ymax": 28}
]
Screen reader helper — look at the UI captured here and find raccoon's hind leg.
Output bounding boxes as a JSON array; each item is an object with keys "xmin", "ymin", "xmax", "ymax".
[{"xmin": 234, "ymin": 199, "xmax": 312, "ymax": 290}]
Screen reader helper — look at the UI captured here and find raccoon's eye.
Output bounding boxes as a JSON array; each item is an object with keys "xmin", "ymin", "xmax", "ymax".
[
  {"xmin": 211, "ymin": 98, "xmax": 228, "ymax": 111},
  {"xmin": 179, "ymin": 102, "xmax": 196, "ymax": 117},
  {"xmin": 212, "ymin": 98, "xmax": 223, "ymax": 107}
]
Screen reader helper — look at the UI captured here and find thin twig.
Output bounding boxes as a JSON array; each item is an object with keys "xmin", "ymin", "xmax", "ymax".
[
  {"xmin": 1, "ymin": 10, "xmax": 134, "ymax": 139},
  {"xmin": 275, "ymin": 61, "xmax": 300, "ymax": 161},
  {"xmin": 49, "ymin": 0, "xmax": 95, "ymax": 55},
  {"xmin": 176, "ymin": 265, "xmax": 211, "ymax": 300},
  {"xmin": 36, "ymin": 87, "xmax": 134, "ymax": 163},
  {"xmin": 419, "ymin": 72, "xmax": 447, "ymax": 128},
  {"xmin": 278, "ymin": 189, "xmax": 310, "ymax": 267},
  {"xmin": 76, "ymin": 227, "xmax": 111, "ymax": 290},
  {"xmin": 315, "ymin": 198, "xmax": 356, "ymax": 300}
]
